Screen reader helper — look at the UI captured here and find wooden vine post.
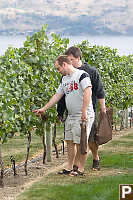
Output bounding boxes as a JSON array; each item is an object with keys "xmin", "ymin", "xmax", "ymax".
[
  {"xmin": 53, "ymin": 123, "xmax": 59, "ymax": 158},
  {"xmin": 125, "ymin": 108, "xmax": 129, "ymax": 128},
  {"xmin": 130, "ymin": 106, "xmax": 133, "ymax": 128},
  {"xmin": 0, "ymin": 139, "xmax": 4, "ymax": 187},
  {"xmin": 42, "ymin": 115, "xmax": 47, "ymax": 164},
  {"xmin": 46, "ymin": 123, "xmax": 52, "ymax": 162},
  {"xmin": 24, "ymin": 131, "xmax": 32, "ymax": 176}
]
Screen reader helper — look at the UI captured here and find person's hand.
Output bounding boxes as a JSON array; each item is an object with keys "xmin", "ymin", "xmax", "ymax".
[
  {"xmin": 58, "ymin": 116, "xmax": 63, "ymax": 123},
  {"xmin": 100, "ymin": 107, "xmax": 106, "ymax": 113},
  {"xmin": 81, "ymin": 110, "xmax": 87, "ymax": 122},
  {"xmin": 33, "ymin": 108, "xmax": 45, "ymax": 116}
]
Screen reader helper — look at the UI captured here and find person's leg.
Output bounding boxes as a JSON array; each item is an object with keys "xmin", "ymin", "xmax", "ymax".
[
  {"xmin": 58, "ymin": 116, "xmax": 77, "ymax": 174},
  {"xmin": 58, "ymin": 140, "xmax": 77, "ymax": 174},
  {"xmin": 88, "ymin": 141, "xmax": 99, "ymax": 160},
  {"xmin": 73, "ymin": 144, "xmax": 80, "ymax": 170},
  {"xmin": 76, "ymin": 144, "xmax": 89, "ymax": 172},
  {"xmin": 66, "ymin": 140, "xmax": 77, "ymax": 170},
  {"xmin": 76, "ymin": 116, "xmax": 94, "ymax": 173},
  {"xmin": 74, "ymin": 117, "xmax": 100, "ymax": 171},
  {"xmin": 74, "ymin": 143, "xmax": 89, "ymax": 171},
  {"xmin": 69, "ymin": 117, "xmax": 81, "ymax": 172},
  {"xmin": 88, "ymin": 131, "xmax": 101, "ymax": 171},
  {"xmin": 88, "ymin": 141, "xmax": 101, "ymax": 171},
  {"xmin": 88, "ymin": 116, "xmax": 101, "ymax": 171}
]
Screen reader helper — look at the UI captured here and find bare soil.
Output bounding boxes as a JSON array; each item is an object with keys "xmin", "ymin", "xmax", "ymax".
[{"xmin": 0, "ymin": 128, "xmax": 132, "ymax": 200}]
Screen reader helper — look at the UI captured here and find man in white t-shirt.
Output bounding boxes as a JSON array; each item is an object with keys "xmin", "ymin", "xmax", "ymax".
[{"xmin": 33, "ymin": 55, "xmax": 94, "ymax": 175}]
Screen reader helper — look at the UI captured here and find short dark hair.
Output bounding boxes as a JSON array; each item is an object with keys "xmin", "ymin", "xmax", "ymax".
[
  {"xmin": 65, "ymin": 46, "xmax": 82, "ymax": 59},
  {"xmin": 55, "ymin": 55, "xmax": 72, "ymax": 66}
]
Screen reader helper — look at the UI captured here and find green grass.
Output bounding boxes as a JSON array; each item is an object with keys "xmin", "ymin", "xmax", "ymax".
[
  {"xmin": 17, "ymin": 128, "xmax": 133, "ymax": 200},
  {"xmin": 17, "ymin": 173, "xmax": 133, "ymax": 200},
  {"xmin": 99, "ymin": 152, "xmax": 133, "ymax": 169},
  {"xmin": 87, "ymin": 131, "xmax": 133, "ymax": 169},
  {"xmin": 86, "ymin": 151, "xmax": 133, "ymax": 170},
  {"xmin": 107, "ymin": 140, "xmax": 133, "ymax": 147},
  {"xmin": 121, "ymin": 133, "xmax": 133, "ymax": 139}
]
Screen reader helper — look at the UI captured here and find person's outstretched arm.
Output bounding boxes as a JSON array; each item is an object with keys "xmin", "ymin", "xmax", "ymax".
[{"xmin": 33, "ymin": 93, "xmax": 63, "ymax": 116}]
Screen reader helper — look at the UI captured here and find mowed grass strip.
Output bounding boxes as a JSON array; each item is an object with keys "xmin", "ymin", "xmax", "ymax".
[
  {"xmin": 92, "ymin": 151, "xmax": 133, "ymax": 170},
  {"xmin": 17, "ymin": 128, "xmax": 133, "ymax": 200},
  {"xmin": 17, "ymin": 173, "xmax": 133, "ymax": 200}
]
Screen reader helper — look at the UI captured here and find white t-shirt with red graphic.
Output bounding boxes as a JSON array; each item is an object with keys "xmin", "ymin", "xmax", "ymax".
[{"xmin": 57, "ymin": 69, "xmax": 94, "ymax": 116}]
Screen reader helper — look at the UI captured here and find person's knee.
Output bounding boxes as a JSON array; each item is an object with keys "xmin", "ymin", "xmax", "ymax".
[
  {"xmin": 88, "ymin": 141, "xmax": 93, "ymax": 149},
  {"xmin": 88, "ymin": 142, "xmax": 98, "ymax": 151}
]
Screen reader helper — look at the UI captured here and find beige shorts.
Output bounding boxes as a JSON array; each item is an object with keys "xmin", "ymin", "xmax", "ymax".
[{"xmin": 65, "ymin": 114, "xmax": 94, "ymax": 144}]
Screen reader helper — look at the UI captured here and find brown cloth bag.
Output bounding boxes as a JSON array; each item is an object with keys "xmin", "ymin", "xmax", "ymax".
[
  {"xmin": 80, "ymin": 121, "xmax": 87, "ymax": 155},
  {"xmin": 95, "ymin": 108, "xmax": 113, "ymax": 145}
]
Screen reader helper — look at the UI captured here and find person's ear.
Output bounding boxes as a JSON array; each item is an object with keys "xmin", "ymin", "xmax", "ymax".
[
  {"xmin": 77, "ymin": 56, "xmax": 81, "ymax": 62},
  {"xmin": 62, "ymin": 62, "xmax": 66, "ymax": 68}
]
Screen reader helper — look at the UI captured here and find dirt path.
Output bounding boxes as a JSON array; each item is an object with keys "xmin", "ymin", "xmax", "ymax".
[
  {"xmin": 0, "ymin": 127, "xmax": 133, "ymax": 200},
  {"xmin": 0, "ymin": 148, "xmax": 68, "ymax": 200}
]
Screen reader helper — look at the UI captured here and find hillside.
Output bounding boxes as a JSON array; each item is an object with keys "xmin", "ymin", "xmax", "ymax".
[{"xmin": 0, "ymin": 0, "xmax": 133, "ymax": 36}]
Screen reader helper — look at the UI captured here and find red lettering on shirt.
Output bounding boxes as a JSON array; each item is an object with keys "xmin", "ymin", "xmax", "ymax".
[
  {"xmin": 74, "ymin": 81, "xmax": 78, "ymax": 90},
  {"xmin": 70, "ymin": 82, "xmax": 73, "ymax": 91},
  {"xmin": 69, "ymin": 81, "xmax": 78, "ymax": 92}
]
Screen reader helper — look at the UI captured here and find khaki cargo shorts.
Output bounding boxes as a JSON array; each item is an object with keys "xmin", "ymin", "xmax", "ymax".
[{"xmin": 65, "ymin": 114, "xmax": 94, "ymax": 144}]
